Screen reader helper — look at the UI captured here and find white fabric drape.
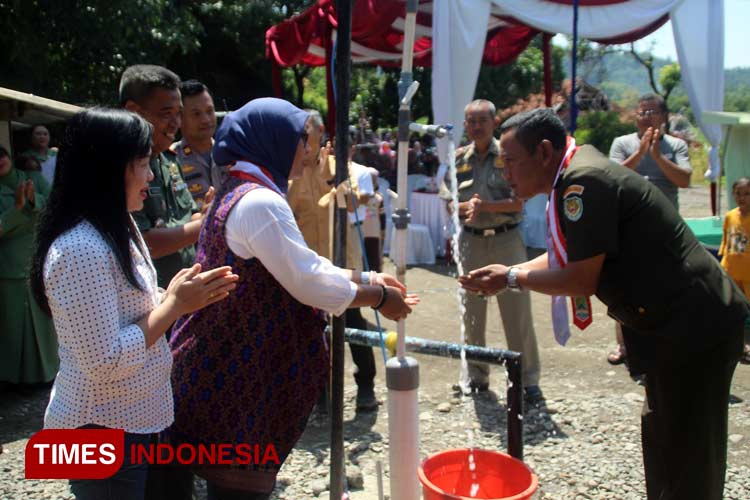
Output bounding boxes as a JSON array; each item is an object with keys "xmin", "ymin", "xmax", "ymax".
[
  {"xmin": 432, "ymin": 0, "xmax": 725, "ymax": 181},
  {"xmin": 671, "ymin": 0, "xmax": 725, "ymax": 180},
  {"xmin": 432, "ymin": 0, "xmax": 490, "ymax": 163},
  {"xmin": 491, "ymin": 0, "xmax": 683, "ymax": 39}
]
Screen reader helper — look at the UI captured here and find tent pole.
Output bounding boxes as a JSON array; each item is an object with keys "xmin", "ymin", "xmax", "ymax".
[
  {"xmin": 543, "ymin": 33, "xmax": 553, "ymax": 108},
  {"xmin": 271, "ymin": 60, "xmax": 283, "ymax": 98},
  {"xmin": 570, "ymin": 0, "xmax": 580, "ymax": 133},
  {"xmin": 388, "ymin": 1, "xmax": 420, "ymax": 499},
  {"xmin": 330, "ymin": 1, "xmax": 352, "ymax": 499},
  {"xmin": 324, "ymin": 22, "xmax": 336, "ymax": 136}
]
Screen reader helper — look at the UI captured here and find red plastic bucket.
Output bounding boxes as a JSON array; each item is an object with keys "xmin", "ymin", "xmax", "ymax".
[{"xmin": 418, "ymin": 448, "xmax": 538, "ymax": 500}]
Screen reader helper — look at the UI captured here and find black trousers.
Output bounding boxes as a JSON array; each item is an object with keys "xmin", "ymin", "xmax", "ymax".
[
  {"xmin": 641, "ymin": 330, "xmax": 741, "ymax": 500},
  {"xmin": 345, "ymin": 236, "xmax": 381, "ymax": 391},
  {"xmin": 346, "ymin": 308, "xmax": 375, "ymax": 390}
]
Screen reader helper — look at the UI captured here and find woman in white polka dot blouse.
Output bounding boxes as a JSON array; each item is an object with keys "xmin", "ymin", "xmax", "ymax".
[{"xmin": 28, "ymin": 108, "xmax": 239, "ymax": 500}]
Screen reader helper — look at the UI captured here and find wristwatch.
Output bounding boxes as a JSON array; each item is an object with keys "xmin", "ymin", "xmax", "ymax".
[{"xmin": 506, "ymin": 267, "xmax": 522, "ymax": 293}]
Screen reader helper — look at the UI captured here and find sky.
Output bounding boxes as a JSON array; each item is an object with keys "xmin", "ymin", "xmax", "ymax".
[{"xmin": 553, "ymin": 0, "xmax": 749, "ymax": 69}]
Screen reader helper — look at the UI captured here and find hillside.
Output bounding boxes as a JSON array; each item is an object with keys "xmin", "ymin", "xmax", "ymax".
[{"xmin": 561, "ymin": 51, "xmax": 749, "ymax": 111}]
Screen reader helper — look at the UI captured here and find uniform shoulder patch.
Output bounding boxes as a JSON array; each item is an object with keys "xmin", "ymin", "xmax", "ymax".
[
  {"xmin": 564, "ymin": 195, "xmax": 583, "ymax": 222},
  {"xmin": 563, "ymin": 184, "xmax": 584, "ymax": 198}
]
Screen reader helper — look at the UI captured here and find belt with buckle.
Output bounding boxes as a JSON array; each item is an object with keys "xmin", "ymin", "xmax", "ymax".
[{"xmin": 463, "ymin": 222, "xmax": 519, "ymax": 237}]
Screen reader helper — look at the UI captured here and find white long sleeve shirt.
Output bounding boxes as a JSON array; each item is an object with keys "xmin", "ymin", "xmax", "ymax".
[
  {"xmin": 225, "ymin": 186, "xmax": 357, "ymax": 317},
  {"xmin": 43, "ymin": 220, "xmax": 173, "ymax": 433}
]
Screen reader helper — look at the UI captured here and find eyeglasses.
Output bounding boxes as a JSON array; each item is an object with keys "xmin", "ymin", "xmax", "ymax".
[
  {"xmin": 300, "ymin": 131, "xmax": 309, "ymax": 149},
  {"xmin": 637, "ymin": 109, "xmax": 662, "ymax": 118}
]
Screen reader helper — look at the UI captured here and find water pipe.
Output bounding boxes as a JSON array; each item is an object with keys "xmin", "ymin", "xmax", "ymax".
[
  {"xmin": 343, "ymin": 327, "xmax": 524, "ymax": 460},
  {"xmin": 387, "ymin": 1, "xmax": 420, "ymax": 498}
]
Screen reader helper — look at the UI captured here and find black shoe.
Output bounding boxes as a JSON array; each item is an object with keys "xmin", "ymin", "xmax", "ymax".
[
  {"xmin": 523, "ymin": 385, "xmax": 544, "ymax": 406},
  {"xmin": 356, "ymin": 389, "xmax": 379, "ymax": 412}
]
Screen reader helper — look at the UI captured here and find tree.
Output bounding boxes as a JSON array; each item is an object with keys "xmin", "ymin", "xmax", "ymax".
[
  {"xmin": 0, "ymin": 0, "xmax": 203, "ymax": 105},
  {"xmin": 628, "ymin": 43, "xmax": 681, "ymax": 107},
  {"xmin": 474, "ymin": 34, "xmax": 565, "ymax": 110},
  {"xmin": 0, "ymin": 1, "xmax": 311, "ymax": 108}
]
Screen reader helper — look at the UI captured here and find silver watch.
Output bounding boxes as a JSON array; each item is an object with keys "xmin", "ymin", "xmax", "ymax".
[{"xmin": 506, "ymin": 267, "xmax": 522, "ymax": 293}]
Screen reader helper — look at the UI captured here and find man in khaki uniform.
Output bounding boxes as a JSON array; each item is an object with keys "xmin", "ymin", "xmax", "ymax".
[
  {"xmin": 287, "ymin": 112, "xmax": 378, "ymax": 411},
  {"xmin": 451, "ymin": 99, "xmax": 541, "ymax": 400}
]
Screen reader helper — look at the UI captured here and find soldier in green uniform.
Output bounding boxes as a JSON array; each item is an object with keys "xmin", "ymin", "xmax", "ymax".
[
  {"xmin": 460, "ymin": 109, "xmax": 746, "ymax": 500},
  {"xmin": 119, "ymin": 65, "xmax": 202, "ymax": 288},
  {"xmin": 0, "ymin": 145, "xmax": 58, "ymax": 385},
  {"xmin": 445, "ymin": 99, "xmax": 542, "ymax": 401}
]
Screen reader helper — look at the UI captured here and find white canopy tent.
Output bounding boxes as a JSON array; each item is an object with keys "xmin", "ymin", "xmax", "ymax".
[{"xmin": 431, "ymin": 0, "xmax": 725, "ymax": 180}]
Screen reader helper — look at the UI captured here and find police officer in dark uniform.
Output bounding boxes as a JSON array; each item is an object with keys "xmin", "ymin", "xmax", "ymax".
[
  {"xmin": 460, "ymin": 108, "xmax": 746, "ymax": 500},
  {"xmin": 120, "ymin": 65, "xmax": 202, "ymax": 288}
]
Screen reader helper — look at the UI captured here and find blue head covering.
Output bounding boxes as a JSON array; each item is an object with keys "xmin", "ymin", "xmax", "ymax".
[{"xmin": 213, "ymin": 98, "xmax": 309, "ymax": 192}]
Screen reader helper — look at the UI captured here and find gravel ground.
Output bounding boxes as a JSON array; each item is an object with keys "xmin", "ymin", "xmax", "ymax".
[{"xmin": 2, "ymin": 183, "xmax": 749, "ymax": 499}]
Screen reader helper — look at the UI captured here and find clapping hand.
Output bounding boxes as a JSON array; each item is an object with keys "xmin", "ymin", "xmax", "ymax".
[
  {"xmin": 649, "ymin": 126, "xmax": 662, "ymax": 160},
  {"xmin": 638, "ymin": 127, "xmax": 653, "ymax": 158},
  {"xmin": 458, "ymin": 194, "xmax": 482, "ymax": 223},
  {"xmin": 14, "ymin": 180, "xmax": 34, "ymax": 210},
  {"xmin": 200, "ymin": 186, "xmax": 216, "ymax": 216},
  {"xmin": 165, "ymin": 264, "xmax": 239, "ymax": 315}
]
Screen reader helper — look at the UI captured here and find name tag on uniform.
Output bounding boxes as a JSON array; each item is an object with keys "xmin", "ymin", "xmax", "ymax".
[{"xmin": 148, "ymin": 187, "xmax": 161, "ymax": 197}]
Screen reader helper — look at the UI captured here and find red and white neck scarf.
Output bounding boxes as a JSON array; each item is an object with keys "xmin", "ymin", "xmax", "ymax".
[{"xmin": 546, "ymin": 137, "xmax": 593, "ymax": 346}]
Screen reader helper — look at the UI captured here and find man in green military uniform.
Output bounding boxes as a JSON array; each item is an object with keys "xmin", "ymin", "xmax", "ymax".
[
  {"xmin": 120, "ymin": 65, "xmax": 202, "ymax": 288},
  {"xmin": 446, "ymin": 99, "xmax": 541, "ymax": 400},
  {"xmin": 460, "ymin": 108, "xmax": 746, "ymax": 500}
]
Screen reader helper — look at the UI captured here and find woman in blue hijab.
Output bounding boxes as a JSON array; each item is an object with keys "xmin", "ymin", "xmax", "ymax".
[{"xmin": 165, "ymin": 98, "xmax": 417, "ymax": 500}]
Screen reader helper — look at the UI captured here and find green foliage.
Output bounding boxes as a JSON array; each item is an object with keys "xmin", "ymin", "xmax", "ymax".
[
  {"xmin": 574, "ymin": 111, "xmax": 636, "ymax": 153},
  {"xmin": 659, "ymin": 63, "xmax": 681, "ymax": 97},
  {"xmin": 0, "ymin": 1, "xmax": 308, "ymax": 108},
  {"xmin": 689, "ymin": 144, "xmax": 709, "ymax": 185},
  {"xmin": 475, "ymin": 36, "xmax": 565, "ymax": 109},
  {"xmin": 0, "ymin": 0, "xmax": 203, "ymax": 105}
]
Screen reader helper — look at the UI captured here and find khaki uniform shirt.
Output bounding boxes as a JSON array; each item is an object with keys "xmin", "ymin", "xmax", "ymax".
[
  {"xmin": 454, "ymin": 138, "xmax": 522, "ymax": 230},
  {"xmin": 288, "ymin": 156, "xmax": 366, "ymax": 270},
  {"xmin": 170, "ymin": 139, "xmax": 228, "ymax": 209},
  {"xmin": 132, "ymin": 151, "xmax": 197, "ymax": 288},
  {"xmin": 557, "ymin": 145, "xmax": 746, "ymax": 367},
  {"xmin": 288, "ymin": 163, "xmax": 334, "ymax": 260}
]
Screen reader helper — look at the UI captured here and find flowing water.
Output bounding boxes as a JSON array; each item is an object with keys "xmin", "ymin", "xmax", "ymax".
[{"xmin": 445, "ymin": 138, "xmax": 483, "ymax": 496}]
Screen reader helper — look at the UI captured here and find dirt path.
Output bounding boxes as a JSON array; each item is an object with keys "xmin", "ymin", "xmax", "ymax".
[{"xmin": 1, "ymin": 184, "xmax": 748, "ymax": 499}]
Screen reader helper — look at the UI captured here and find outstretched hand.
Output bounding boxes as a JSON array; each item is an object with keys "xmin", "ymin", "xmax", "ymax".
[{"xmin": 458, "ymin": 264, "xmax": 509, "ymax": 296}]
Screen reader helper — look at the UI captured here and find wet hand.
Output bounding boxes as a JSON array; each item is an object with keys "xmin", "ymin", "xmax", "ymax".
[
  {"xmin": 374, "ymin": 272, "xmax": 407, "ymax": 294},
  {"xmin": 378, "ymin": 286, "xmax": 418, "ymax": 321},
  {"xmin": 166, "ymin": 264, "xmax": 239, "ymax": 315},
  {"xmin": 458, "ymin": 264, "xmax": 509, "ymax": 296}
]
